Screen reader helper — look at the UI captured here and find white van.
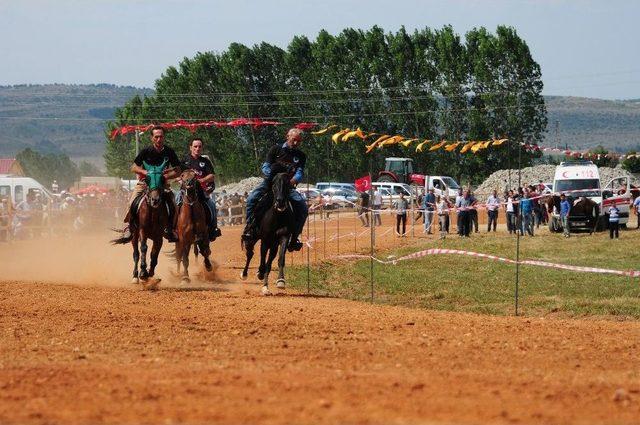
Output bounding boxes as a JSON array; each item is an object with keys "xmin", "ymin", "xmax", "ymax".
[
  {"xmin": 552, "ymin": 161, "xmax": 601, "ymax": 203},
  {"xmin": 424, "ymin": 176, "xmax": 460, "ymax": 201},
  {"xmin": 0, "ymin": 175, "xmax": 54, "ymax": 205},
  {"xmin": 601, "ymin": 175, "xmax": 633, "ymax": 226},
  {"xmin": 315, "ymin": 182, "xmax": 356, "ymax": 192},
  {"xmin": 372, "ymin": 182, "xmax": 413, "ymax": 206}
]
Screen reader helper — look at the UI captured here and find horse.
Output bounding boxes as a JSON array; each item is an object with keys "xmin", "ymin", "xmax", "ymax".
[
  {"xmin": 240, "ymin": 172, "xmax": 295, "ymax": 296},
  {"xmin": 545, "ymin": 193, "xmax": 600, "ymax": 233},
  {"xmin": 112, "ymin": 160, "xmax": 169, "ymax": 289},
  {"xmin": 175, "ymin": 169, "xmax": 212, "ymax": 283}
]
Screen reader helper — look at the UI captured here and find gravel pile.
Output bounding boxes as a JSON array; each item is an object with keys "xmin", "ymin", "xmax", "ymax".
[
  {"xmin": 216, "ymin": 177, "xmax": 263, "ymax": 195},
  {"xmin": 475, "ymin": 164, "xmax": 638, "ymax": 197}
]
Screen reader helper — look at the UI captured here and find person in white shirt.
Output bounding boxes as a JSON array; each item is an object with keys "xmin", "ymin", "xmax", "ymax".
[
  {"xmin": 505, "ymin": 190, "xmax": 516, "ymax": 234},
  {"xmin": 486, "ymin": 190, "xmax": 500, "ymax": 232},
  {"xmin": 372, "ymin": 188, "xmax": 383, "ymax": 226}
]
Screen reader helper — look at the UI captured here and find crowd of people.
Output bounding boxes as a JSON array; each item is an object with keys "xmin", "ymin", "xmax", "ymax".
[{"xmin": 347, "ymin": 182, "xmax": 640, "ymax": 240}]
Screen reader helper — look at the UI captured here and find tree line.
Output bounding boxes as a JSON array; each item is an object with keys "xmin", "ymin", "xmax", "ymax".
[{"xmin": 104, "ymin": 25, "xmax": 548, "ymax": 185}]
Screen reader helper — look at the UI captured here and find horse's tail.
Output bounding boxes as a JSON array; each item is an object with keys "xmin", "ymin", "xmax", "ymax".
[
  {"xmin": 110, "ymin": 235, "xmax": 132, "ymax": 245},
  {"xmin": 109, "ymin": 227, "xmax": 132, "ymax": 244}
]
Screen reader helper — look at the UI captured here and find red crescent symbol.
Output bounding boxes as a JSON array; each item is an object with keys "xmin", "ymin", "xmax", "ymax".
[{"xmin": 562, "ymin": 171, "xmax": 569, "ymax": 178}]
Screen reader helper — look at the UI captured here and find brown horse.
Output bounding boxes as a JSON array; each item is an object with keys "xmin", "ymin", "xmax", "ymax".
[
  {"xmin": 545, "ymin": 194, "xmax": 600, "ymax": 232},
  {"xmin": 112, "ymin": 161, "xmax": 168, "ymax": 289},
  {"xmin": 175, "ymin": 169, "xmax": 212, "ymax": 283}
]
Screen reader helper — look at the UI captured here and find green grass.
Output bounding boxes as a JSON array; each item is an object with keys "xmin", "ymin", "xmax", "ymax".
[{"xmin": 288, "ymin": 229, "xmax": 640, "ymax": 319}]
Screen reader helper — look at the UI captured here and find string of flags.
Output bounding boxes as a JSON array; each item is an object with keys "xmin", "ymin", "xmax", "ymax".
[{"xmin": 109, "ymin": 118, "xmax": 640, "ymax": 160}]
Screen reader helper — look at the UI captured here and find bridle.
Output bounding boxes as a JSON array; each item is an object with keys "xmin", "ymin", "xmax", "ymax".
[
  {"xmin": 272, "ymin": 173, "xmax": 290, "ymax": 213},
  {"xmin": 180, "ymin": 172, "xmax": 198, "ymax": 206}
]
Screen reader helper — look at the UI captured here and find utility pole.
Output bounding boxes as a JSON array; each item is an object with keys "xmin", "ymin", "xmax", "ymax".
[
  {"xmin": 135, "ymin": 130, "xmax": 140, "ymax": 156},
  {"xmin": 554, "ymin": 120, "xmax": 560, "ymax": 150}
]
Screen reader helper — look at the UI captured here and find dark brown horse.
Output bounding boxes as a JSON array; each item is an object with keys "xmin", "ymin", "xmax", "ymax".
[
  {"xmin": 175, "ymin": 169, "xmax": 212, "ymax": 283},
  {"xmin": 241, "ymin": 172, "xmax": 295, "ymax": 295},
  {"xmin": 545, "ymin": 194, "xmax": 600, "ymax": 232},
  {"xmin": 112, "ymin": 161, "xmax": 168, "ymax": 289}
]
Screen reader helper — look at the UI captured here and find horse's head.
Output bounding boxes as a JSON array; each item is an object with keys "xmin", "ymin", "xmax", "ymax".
[
  {"xmin": 180, "ymin": 169, "xmax": 198, "ymax": 199},
  {"xmin": 143, "ymin": 160, "xmax": 167, "ymax": 208},
  {"xmin": 271, "ymin": 172, "xmax": 290, "ymax": 213}
]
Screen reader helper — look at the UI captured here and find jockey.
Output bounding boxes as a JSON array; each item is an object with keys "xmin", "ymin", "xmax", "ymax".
[
  {"xmin": 178, "ymin": 138, "xmax": 222, "ymax": 241},
  {"xmin": 242, "ymin": 128, "xmax": 308, "ymax": 251},
  {"xmin": 121, "ymin": 125, "xmax": 182, "ymax": 242}
]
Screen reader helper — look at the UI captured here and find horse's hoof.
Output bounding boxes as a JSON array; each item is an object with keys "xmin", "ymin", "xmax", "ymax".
[
  {"xmin": 261, "ymin": 285, "xmax": 272, "ymax": 296},
  {"xmin": 142, "ymin": 278, "xmax": 160, "ymax": 291},
  {"xmin": 240, "ymin": 272, "xmax": 248, "ymax": 281},
  {"xmin": 181, "ymin": 276, "xmax": 190, "ymax": 284},
  {"xmin": 130, "ymin": 277, "xmax": 139, "ymax": 285},
  {"xmin": 257, "ymin": 272, "xmax": 265, "ymax": 280},
  {"xmin": 276, "ymin": 279, "xmax": 285, "ymax": 289},
  {"xmin": 205, "ymin": 263, "xmax": 213, "ymax": 272}
]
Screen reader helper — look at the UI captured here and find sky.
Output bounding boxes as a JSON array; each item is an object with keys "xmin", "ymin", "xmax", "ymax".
[{"xmin": 1, "ymin": 0, "xmax": 639, "ymax": 99}]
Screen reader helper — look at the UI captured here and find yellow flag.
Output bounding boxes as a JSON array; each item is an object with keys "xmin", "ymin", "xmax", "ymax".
[
  {"xmin": 460, "ymin": 141, "xmax": 476, "ymax": 153},
  {"xmin": 365, "ymin": 141, "xmax": 380, "ymax": 154},
  {"xmin": 311, "ymin": 124, "xmax": 337, "ymax": 135},
  {"xmin": 380, "ymin": 135, "xmax": 405, "ymax": 148},
  {"xmin": 492, "ymin": 138, "xmax": 508, "ymax": 146},
  {"xmin": 444, "ymin": 141, "xmax": 461, "ymax": 152},
  {"xmin": 342, "ymin": 129, "xmax": 360, "ymax": 142},
  {"xmin": 415, "ymin": 139, "xmax": 432, "ymax": 153},
  {"xmin": 372, "ymin": 134, "xmax": 390, "ymax": 144},
  {"xmin": 331, "ymin": 129, "xmax": 350, "ymax": 143},
  {"xmin": 470, "ymin": 142, "xmax": 484, "ymax": 153},
  {"xmin": 429, "ymin": 140, "xmax": 447, "ymax": 151},
  {"xmin": 400, "ymin": 138, "xmax": 418, "ymax": 147}
]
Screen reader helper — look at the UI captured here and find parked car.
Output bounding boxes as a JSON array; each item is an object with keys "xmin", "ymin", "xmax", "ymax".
[
  {"xmin": 321, "ymin": 188, "xmax": 358, "ymax": 208},
  {"xmin": 315, "ymin": 182, "xmax": 356, "ymax": 192},
  {"xmin": 297, "ymin": 187, "xmax": 321, "ymax": 201}
]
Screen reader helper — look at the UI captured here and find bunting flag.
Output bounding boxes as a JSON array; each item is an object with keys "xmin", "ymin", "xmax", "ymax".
[
  {"xmin": 415, "ymin": 139, "xmax": 432, "ymax": 152},
  {"xmin": 294, "ymin": 122, "xmax": 318, "ymax": 131},
  {"xmin": 459, "ymin": 141, "xmax": 476, "ymax": 153},
  {"xmin": 311, "ymin": 124, "xmax": 337, "ymax": 135},
  {"xmin": 331, "ymin": 129, "xmax": 350, "ymax": 143},
  {"xmin": 444, "ymin": 141, "xmax": 461, "ymax": 152},
  {"xmin": 400, "ymin": 138, "xmax": 419, "ymax": 147},
  {"xmin": 429, "ymin": 140, "xmax": 447, "ymax": 151}
]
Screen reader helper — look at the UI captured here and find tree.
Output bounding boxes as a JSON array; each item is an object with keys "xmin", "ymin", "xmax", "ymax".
[
  {"xmin": 105, "ymin": 26, "xmax": 547, "ymax": 184},
  {"xmin": 16, "ymin": 148, "xmax": 80, "ymax": 190},
  {"xmin": 77, "ymin": 161, "xmax": 103, "ymax": 176},
  {"xmin": 590, "ymin": 145, "xmax": 618, "ymax": 168},
  {"xmin": 621, "ymin": 152, "xmax": 640, "ymax": 173}
]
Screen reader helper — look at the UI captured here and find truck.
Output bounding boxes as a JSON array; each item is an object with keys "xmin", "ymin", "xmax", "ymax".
[{"xmin": 377, "ymin": 157, "xmax": 460, "ymax": 200}]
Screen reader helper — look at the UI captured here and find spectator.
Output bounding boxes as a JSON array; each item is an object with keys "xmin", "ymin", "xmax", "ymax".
[
  {"xmin": 560, "ymin": 193, "xmax": 571, "ymax": 238},
  {"xmin": 393, "ymin": 192, "xmax": 409, "ymax": 237},
  {"xmin": 436, "ymin": 195, "xmax": 448, "ymax": 240},
  {"xmin": 608, "ymin": 203, "xmax": 620, "ymax": 239},
  {"xmin": 422, "ymin": 188, "xmax": 436, "ymax": 234},
  {"xmin": 486, "ymin": 189, "xmax": 500, "ymax": 232},
  {"xmin": 357, "ymin": 191, "xmax": 370, "ymax": 227},
  {"xmin": 372, "ymin": 188, "xmax": 383, "ymax": 226},
  {"xmin": 415, "ymin": 189, "xmax": 424, "ymax": 222},
  {"xmin": 633, "ymin": 195, "xmax": 640, "ymax": 229},
  {"xmin": 455, "ymin": 189, "xmax": 473, "ymax": 237},
  {"xmin": 454, "ymin": 188, "xmax": 464, "ymax": 235},
  {"xmin": 520, "ymin": 193, "xmax": 534, "ymax": 236},
  {"xmin": 505, "ymin": 190, "xmax": 515, "ymax": 234},
  {"xmin": 469, "ymin": 190, "xmax": 479, "ymax": 233}
]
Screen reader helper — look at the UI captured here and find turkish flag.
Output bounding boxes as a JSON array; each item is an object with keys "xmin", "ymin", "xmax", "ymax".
[{"xmin": 355, "ymin": 175, "xmax": 372, "ymax": 193}]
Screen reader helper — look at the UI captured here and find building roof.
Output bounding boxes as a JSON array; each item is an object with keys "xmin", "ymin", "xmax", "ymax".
[
  {"xmin": 0, "ymin": 158, "xmax": 24, "ymax": 176},
  {"xmin": 0, "ymin": 159, "xmax": 17, "ymax": 174}
]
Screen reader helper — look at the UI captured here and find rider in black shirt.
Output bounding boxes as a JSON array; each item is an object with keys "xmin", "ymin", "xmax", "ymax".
[
  {"xmin": 179, "ymin": 138, "xmax": 221, "ymax": 241},
  {"xmin": 242, "ymin": 128, "xmax": 308, "ymax": 251},
  {"xmin": 122, "ymin": 126, "xmax": 182, "ymax": 242}
]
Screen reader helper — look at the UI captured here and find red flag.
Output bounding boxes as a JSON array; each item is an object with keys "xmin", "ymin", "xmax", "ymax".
[{"xmin": 355, "ymin": 175, "xmax": 372, "ymax": 193}]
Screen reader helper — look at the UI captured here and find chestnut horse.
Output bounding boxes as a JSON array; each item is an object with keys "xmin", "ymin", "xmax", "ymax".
[
  {"xmin": 112, "ymin": 161, "xmax": 169, "ymax": 289},
  {"xmin": 175, "ymin": 169, "xmax": 212, "ymax": 283}
]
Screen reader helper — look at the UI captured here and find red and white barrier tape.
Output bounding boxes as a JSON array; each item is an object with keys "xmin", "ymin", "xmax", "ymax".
[{"xmin": 335, "ymin": 248, "xmax": 640, "ymax": 278}]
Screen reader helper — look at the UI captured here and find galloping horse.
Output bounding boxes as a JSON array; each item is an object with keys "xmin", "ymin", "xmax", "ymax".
[
  {"xmin": 175, "ymin": 169, "xmax": 212, "ymax": 282},
  {"xmin": 241, "ymin": 172, "xmax": 295, "ymax": 295},
  {"xmin": 112, "ymin": 161, "xmax": 169, "ymax": 289}
]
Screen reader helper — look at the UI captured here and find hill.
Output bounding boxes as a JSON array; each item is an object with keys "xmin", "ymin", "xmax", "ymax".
[{"xmin": 1, "ymin": 85, "xmax": 639, "ymax": 169}]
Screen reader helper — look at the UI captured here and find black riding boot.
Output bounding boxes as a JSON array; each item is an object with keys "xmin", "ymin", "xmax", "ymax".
[
  {"xmin": 287, "ymin": 233, "xmax": 303, "ymax": 252},
  {"xmin": 165, "ymin": 196, "xmax": 178, "ymax": 243}
]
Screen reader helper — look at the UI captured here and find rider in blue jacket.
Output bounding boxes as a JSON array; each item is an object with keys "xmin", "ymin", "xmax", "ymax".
[{"xmin": 242, "ymin": 128, "xmax": 308, "ymax": 251}]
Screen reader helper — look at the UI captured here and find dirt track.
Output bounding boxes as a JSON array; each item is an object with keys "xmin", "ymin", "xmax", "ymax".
[{"xmin": 1, "ymin": 222, "xmax": 639, "ymax": 424}]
